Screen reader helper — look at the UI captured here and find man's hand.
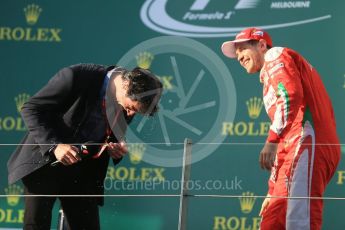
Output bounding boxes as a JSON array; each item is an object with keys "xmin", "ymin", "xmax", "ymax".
[
  {"xmin": 259, "ymin": 194, "xmax": 271, "ymax": 216},
  {"xmin": 54, "ymin": 144, "xmax": 81, "ymax": 166},
  {"xmin": 107, "ymin": 142, "xmax": 128, "ymax": 160},
  {"xmin": 259, "ymin": 142, "xmax": 278, "ymax": 170}
]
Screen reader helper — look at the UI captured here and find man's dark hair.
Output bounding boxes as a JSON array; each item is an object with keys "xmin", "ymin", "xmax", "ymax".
[{"xmin": 122, "ymin": 67, "xmax": 163, "ymax": 116}]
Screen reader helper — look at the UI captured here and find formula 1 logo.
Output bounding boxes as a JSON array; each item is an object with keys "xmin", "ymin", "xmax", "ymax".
[{"xmin": 140, "ymin": 0, "xmax": 331, "ymax": 37}]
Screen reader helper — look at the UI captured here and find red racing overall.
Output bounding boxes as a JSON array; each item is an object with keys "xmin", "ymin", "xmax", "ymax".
[{"xmin": 259, "ymin": 47, "xmax": 340, "ymax": 230}]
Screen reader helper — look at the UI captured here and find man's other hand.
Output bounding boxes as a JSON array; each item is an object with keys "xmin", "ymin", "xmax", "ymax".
[
  {"xmin": 259, "ymin": 142, "xmax": 278, "ymax": 170},
  {"xmin": 107, "ymin": 142, "xmax": 128, "ymax": 160},
  {"xmin": 54, "ymin": 144, "xmax": 81, "ymax": 165}
]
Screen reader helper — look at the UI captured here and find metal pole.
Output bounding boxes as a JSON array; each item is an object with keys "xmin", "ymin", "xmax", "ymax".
[
  {"xmin": 178, "ymin": 138, "xmax": 192, "ymax": 230},
  {"xmin": 57, "ymin": 208, "xmax": 68, "ymax": 230}
]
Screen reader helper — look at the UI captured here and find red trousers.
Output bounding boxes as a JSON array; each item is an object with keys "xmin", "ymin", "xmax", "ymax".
[{"xmin": 260, "ymin": 122, "xmax": 340, "ymax": 230}]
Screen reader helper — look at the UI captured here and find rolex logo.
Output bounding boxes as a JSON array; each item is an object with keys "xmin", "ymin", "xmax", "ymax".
[
  {"xmin": 246, "ymin": 97, "xmax": 263, "ymax": 119},
  {"xmin": 136, "ymin": 52, "xmax": 154, "ymax": 69},
  {"xmin": 15, "ymin": 93, "xmax": 30, "ymax": 113},
  {"xmin": 239, "ymin": 191, "xmax": 256, "ymax": 214},
  {"xmin": 128, "ymin": 143, "xmax": 146, "ymax": 164},
  {"xmin": 5, "ymin": 184, "xmax": 24, "ymax": 207},
  {"xmin": 24, "ymin": 4, "xmax": 42, "ymax": 25}
]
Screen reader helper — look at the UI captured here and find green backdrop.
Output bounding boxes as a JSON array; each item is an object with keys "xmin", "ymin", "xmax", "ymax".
[{"xmin": 1, "ymin": 0, "xmax": 344, "ymax": 229}]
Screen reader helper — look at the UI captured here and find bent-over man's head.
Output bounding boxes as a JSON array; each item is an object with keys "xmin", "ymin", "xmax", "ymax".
[{"xmin": 110, "ymin": 67, "xmax": 163, "ymax": 117}]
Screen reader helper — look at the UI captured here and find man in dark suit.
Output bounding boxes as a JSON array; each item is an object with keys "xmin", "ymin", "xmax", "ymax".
[{"xmin": 7, "ymin": 64, "xmax": 163, "ymax": 230}]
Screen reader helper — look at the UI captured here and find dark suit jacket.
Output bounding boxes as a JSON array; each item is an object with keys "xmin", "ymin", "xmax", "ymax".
[{"xmin": 7, "ymin": 64, "xmax": 130, "ymax": 191}]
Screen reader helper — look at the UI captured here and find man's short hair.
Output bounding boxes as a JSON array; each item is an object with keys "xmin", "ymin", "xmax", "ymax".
[{"xmin": 122, "ymin": 67, "xmax": 163, "ymax": 116}]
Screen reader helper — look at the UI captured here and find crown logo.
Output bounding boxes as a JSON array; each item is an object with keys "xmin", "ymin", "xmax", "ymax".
[
  {"xmin": 136, "ymin": 52, "xmax": 154, "ymax": 69},
  {"xmin": 246, "ymin": 97, "xmax": 263, "ymax": 119},
  {"xmin": 239, "ymin": 191, "xmax": 256, "ymax": 214},
  {"xmin": 5, "ymin": 184, "xmax": 24, "ymax": 207},
  {"xmin": 23, "ymin": 4, "xmax": 42, "ymax": 25},
  {"xmin": 15, "ymin": 93, "xmax": 30, "ymax": 113},
  {"xmin": 128, "ymin": 143, "xmax": 146, "ymax": 164}
]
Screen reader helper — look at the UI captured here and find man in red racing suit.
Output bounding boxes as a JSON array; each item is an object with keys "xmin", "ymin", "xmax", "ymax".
[{"xmin": 221, "ymin": 28, "xmax": 340, "ymax": 230}]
